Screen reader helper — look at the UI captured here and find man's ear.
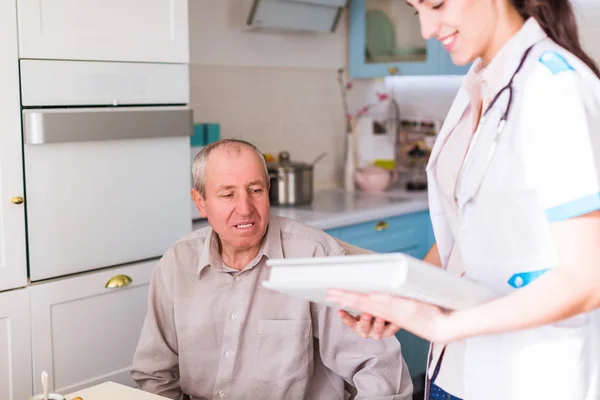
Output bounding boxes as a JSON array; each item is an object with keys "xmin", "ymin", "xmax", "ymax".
[{"xmin": 191, "ymin": 188, "xmax": 207, "ymax": 218}]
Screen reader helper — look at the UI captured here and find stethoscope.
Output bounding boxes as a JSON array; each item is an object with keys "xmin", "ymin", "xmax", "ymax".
[{"xmin": 454, "ymin": 44, "xmax": 536, "ymax": 206}]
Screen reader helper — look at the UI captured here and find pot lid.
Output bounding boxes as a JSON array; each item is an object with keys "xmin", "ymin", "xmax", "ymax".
[{"xmin": 267, "ymin": 151, "xmax": 312, "ymax": 172}]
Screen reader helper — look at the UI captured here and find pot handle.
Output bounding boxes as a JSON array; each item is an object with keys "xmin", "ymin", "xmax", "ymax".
[{"xmin": 311, "ymin": 152, "xmax": 327, "ymax": 166}]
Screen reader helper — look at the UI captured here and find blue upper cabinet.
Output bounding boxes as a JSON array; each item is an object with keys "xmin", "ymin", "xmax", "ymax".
[{"xmin": 348, "ymin": 0, "xmax": 469, "ymax": 77}]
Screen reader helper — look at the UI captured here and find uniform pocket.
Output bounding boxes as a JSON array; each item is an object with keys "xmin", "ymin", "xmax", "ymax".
[{"xmin": 254, "ymin": 319, "xmax": 312, "ymax": 390}]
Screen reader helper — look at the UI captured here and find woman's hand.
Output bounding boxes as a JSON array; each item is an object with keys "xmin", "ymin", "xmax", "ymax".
[
  {"xmin": 337, "ymin": 310, "xmax": 400, "ymax": 340},
  {"xmin": 327, "ymin": 289, "xmax": 460, "ymax": 343}
]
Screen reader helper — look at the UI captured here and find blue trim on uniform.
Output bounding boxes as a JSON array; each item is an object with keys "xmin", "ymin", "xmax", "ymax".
[
  {"xmin": 545, "ymin": 192, "xmax": 600, "ymax": 222},
  {"xmin": 508, "ymin": 269, "xmax": 551, "ymax": 288},
  {"xmin": 538, "ymin": 51, "xmax": 574, "ymax": 75},
  {"xmin": 430, "ymin": 383, "xmax": 463, "ymax": 400}
]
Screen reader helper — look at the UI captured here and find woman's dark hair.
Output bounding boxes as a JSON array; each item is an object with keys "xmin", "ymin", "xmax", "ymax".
[{"xmin": 511, "ymin": 0, "xmax": 600, "ymax": 78}]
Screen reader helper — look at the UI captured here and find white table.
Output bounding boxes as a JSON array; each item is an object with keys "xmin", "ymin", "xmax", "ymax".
[{"xmin": 66, "ymin": 382, "xmax": 169, "ymax": 400}]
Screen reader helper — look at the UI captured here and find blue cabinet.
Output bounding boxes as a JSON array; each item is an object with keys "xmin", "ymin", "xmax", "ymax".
[
  {"xmin": 325, "ymin": 210, "xmax": 434, "ymax": 389},
  {"xmin": 348, "ymin": 0, "xmax": 469, "ymax": 78},
  {"xmin": 326, "ymin": 210, "xmax": 434, "ymax": 256}
]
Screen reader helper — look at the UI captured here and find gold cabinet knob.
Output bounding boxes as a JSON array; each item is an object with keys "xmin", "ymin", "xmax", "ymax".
[
  {"xmin": 375, "ymin": 221, "xmax": 389, "ymax": 231},
  {"xmin": 11, "ymin": 196, "xmax": 24, "ymax": 204},
  {"xmin": 388, "ymin": 66, "xmax": 399, "ymax": 75},
  {"xmin": 73, "ymin": 397, "xmax": 83, "ymax": 400},
  {"xmin": 105, "ymin": 274, "xmax": 133, "ymax": 289}
]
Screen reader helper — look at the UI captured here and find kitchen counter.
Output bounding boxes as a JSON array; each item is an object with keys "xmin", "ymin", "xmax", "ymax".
[{"xmin": 192, "ymin": 187, "xmax": 429, "ymax": 231}]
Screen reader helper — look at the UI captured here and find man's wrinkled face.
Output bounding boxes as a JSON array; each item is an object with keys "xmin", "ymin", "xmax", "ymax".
[{"xmin": 192, "ymin": 146, "xmax": 270, "ymax": 252}]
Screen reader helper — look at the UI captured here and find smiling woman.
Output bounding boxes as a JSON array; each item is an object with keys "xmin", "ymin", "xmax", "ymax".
[
  {"xmin": 330, "ymin": 0, "xmax": 600, "ymax": 398},
  {"xmin": 191, "ymin": 139, "xmax": 271, "ymax": 270}
]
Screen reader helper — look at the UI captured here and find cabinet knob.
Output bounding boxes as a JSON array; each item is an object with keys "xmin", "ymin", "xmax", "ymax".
[
  {"xmin": 105, "ymin": 274, "xmax": 133, "ymax": 289},
  {"xmin": 11, "ymin": 196, "xmax": 24, "ymax": 205},
  {"xmin": 375, "ymin": 221, "xmax": 389, "ymax": 231},
  {"xmin": 388, "ymin": 66, "xmax": 399, "ymax": 75}
]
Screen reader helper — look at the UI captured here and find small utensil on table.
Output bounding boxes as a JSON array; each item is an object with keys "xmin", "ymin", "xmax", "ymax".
[{"xmin": 41, "ymin": 371, "xmax": 48, "ymax": 400}]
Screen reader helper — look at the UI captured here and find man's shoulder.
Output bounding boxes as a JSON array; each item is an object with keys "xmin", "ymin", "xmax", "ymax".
[
  {"xmin": 173, "ymin": 225, "xmax": 211, "ymax": 247},
  {"xmin": 158, "ymin": 226, "xmax": 211, "ymax": 274},
  {"xmin": 275, "ymin": 216, "xmax": 345, "ymax": 257}
]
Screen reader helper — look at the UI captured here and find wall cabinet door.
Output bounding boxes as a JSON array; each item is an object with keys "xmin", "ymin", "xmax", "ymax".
[
  {"xmin": 29, "ymin": 260, "xmax": 155, "ymax": 394},
  {"xmin": 17, "ymin": 0, "xmax": 189, "ymax": 63},
  {"xmin": 348, "ymin": 0, "xmax": 469, "ymax": 77},
  {"xmin": 0, "ymin": 289, "xmax": 33, "ymax": 400},
  {"xmin": 349, "ymin": 0, "xmax": 441, "ymax": 77},
  {"xmin": 0, "ymin": 0, "xmax": 28, "ymax": 292}
]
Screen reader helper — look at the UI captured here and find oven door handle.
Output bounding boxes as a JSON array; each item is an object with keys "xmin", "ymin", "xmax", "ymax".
[{"xmin": 23, "ymin": 107, "xmax": 193, "ymax": 144}]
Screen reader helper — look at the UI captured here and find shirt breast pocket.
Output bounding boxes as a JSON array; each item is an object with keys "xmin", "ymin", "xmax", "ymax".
[{"xmin": 254, "ymin": 319, "xmax": 313, "ymax": 390}]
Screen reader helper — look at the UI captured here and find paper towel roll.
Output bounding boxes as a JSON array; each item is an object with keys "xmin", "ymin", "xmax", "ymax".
[{"xmin": 356, "ymin": 116, "xmax": 396, "ymax": 168}]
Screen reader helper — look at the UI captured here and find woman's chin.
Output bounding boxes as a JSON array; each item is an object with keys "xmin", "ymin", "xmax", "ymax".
[{"xmin": 450, "ymin": 51, "xmax": 475, "ymax": 67}]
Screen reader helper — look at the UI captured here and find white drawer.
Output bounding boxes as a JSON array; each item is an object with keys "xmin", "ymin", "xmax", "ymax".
[
  {"xmin": 29, "ymin": 260, "xmax": 156, "ymax": 395},
  {"xmin": 20, "ymin": 60, "xmax": 190, "ymax": 107}
]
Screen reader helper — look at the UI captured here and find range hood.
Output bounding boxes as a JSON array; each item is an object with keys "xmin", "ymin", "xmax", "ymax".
[{"xmin": 247, "ymin": 0, "xmax": 347, "ymax": 33}]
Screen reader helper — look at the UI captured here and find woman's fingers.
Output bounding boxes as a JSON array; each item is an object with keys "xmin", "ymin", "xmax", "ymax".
[
  {"xmin": 328, "ymin": 290, "xmax": 415, "ymax": 327},
  {"xmin": 330, "ymin": 290, "xmax": 454, "ymax": 342},
  {"xmin": 337, "ymin": 310, "xmax": 358, "ymax": 330},
  {"xmin": 357, "ymin": 313, "xmax": 373, "ymax": 338},
  {"xmin": 382, "ymin": 323, "xmax": 401, "ymax": 338},
  {"xmin": 369, "ymin": 317, "xmax": 387, "ymax": 340},
  {"xmin": 338, "ymin": 310, "xmax": 396, "ymax": 339},
  {"xmin": 327, "ymin": 290, "xmax": 374, "ymax": 314}
]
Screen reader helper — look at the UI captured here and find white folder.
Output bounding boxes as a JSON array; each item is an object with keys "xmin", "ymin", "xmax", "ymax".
[{"xmin": 264, "ymin": 253, "xmax": 497, "ymax": 312}]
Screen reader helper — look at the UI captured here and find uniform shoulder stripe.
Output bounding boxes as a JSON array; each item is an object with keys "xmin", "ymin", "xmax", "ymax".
[{"xmin": 538, "ymin": 50, "xmax": 574, "ymax": 75}]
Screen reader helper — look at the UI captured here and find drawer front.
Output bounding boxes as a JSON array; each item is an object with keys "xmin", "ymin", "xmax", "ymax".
[
  {"xmin": 333, "ymin": 211, "xmax": 431, "ymax": 254},
  {"xmin": 29, "ymin": 260, "xmax": 155, "ymax": 394}
]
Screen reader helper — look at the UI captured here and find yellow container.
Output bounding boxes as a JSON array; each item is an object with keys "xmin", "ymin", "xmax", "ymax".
[{"xmin": 374, "ymin": 159, "xmax": 396, "ymax": 170}]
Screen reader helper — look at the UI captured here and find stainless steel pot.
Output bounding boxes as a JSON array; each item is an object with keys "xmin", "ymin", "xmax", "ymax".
[{"xmin": 267, "ymin": 151, "xmax": 326, "ymax": 206}]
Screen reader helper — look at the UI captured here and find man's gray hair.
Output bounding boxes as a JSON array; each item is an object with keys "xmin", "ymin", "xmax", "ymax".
[{"xmin": 192, "ymin": 139, "xmax": 270, "ymax": 198}]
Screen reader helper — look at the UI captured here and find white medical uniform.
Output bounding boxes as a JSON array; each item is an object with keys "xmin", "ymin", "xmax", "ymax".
[{"xmin": 426, "ymin": 18, "xmax": 600, "ymax": 400}]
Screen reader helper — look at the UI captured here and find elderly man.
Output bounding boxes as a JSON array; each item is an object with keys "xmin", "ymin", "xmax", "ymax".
[{"xmin": 131, "ymin": 139, "xmax": 412, "ymax": 400}]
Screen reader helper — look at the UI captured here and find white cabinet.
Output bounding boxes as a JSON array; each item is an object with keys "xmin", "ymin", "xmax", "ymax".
[
  {"xmin": 29, "ymin": 260, "xmax": 155, "ymax": 394},
  {"xmin": 0, "ymin": 289, "xmax": 33, "ymax": 400},
  {"xmin": 17, "ymin": 0, "xmax": 189, "ymax": 63},
  {"xmin": 0, "ymin": 0, "xmax": 28, "ymax": 292}
]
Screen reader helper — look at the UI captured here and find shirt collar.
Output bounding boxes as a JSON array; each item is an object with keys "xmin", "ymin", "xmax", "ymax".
[
  {"xmin": 465, "ymin": 18, "xmax": 547, "ymax": 106},
  {"xmin": 197, "ymin": 215, "xmax": 284, "ymax": 276}
]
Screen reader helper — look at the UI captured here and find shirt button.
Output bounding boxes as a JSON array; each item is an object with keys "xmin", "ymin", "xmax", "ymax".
[
  {"xmin": 217, "ymin": 390, "xmax": 225, "ymax": 398},
  {"xmin": 224, "ymin": 351, "xmax": 231, "ymax": 358},
  {"xmin": 231, "ymin": 313, "xmax": 237, "ymax": 320},
  {"xmin": 234, "ymin": 275, "xmax": 242, "ymax": 282}
]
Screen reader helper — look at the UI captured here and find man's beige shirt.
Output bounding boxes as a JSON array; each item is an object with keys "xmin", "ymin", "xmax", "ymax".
[{"xmin": 131, "ymin": 216, "xmax": 412, "ymax": 400}]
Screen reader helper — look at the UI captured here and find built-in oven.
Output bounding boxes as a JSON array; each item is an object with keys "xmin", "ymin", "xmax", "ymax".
[{"xmin": 20, "ymin": 60, "xmax": 193, "ymax": 281}]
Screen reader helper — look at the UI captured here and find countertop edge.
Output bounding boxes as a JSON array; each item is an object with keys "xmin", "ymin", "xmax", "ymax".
[{"xmin": 307, "ymin": 200, "xmax": 430, "ymax": 230}]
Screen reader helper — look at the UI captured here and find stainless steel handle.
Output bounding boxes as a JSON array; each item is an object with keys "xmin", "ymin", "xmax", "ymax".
[
  {"xmin": 105, "ymin": 274, "xmax": 133, "ymax": 289},
  {"xmin": 375, "ymin": 221, "xmax": 389, "ymax": 231},
  {"xmin": 23, "ymin": 108, "xmax": 193, "ymax": 144}
]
